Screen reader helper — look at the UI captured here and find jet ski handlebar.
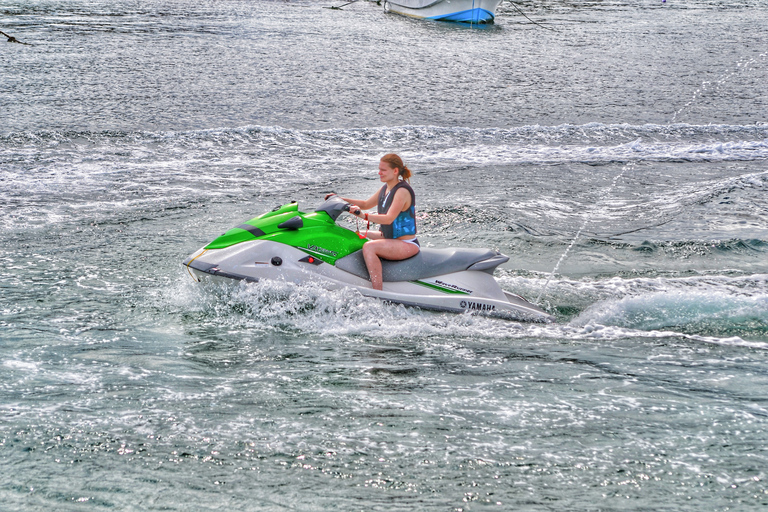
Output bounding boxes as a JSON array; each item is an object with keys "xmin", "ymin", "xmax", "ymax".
[{"xmin": 315, "ymin": 195, "xmax": 354, "ymax": 222}]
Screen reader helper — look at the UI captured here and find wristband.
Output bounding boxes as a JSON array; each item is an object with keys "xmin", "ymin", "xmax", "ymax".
[{"xmin": 364, "ymin": 213, "xmax": 369, "ymax": 221}]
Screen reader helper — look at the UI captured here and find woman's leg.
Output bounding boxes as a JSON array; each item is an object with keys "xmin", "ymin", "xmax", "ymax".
[{"xmin": 362, "ymin": 239, "xmax": 420, "ymax": 291}]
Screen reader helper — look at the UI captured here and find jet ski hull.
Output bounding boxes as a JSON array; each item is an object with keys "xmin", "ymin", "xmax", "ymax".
[{"xmin": 184, "ymin": 240, "xmax": 554, "ymax": 322}]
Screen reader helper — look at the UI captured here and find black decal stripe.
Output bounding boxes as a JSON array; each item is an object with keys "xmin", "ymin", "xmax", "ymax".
[
  {"xmin": 237, "ymin": 224, "xmax": 266, "ymax": 237},
  {"xmin": 186, "ymin": 260, "xmax": 259, "ymax": 282},
  {"xmin": 186, "ymin": 260, "xmax": 218, "ymax": 272}
]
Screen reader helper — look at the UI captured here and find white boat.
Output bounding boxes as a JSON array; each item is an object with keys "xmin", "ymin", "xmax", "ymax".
[{"xmin": 382, "ymin": 0, "xmax": 503, "ymax": 24}]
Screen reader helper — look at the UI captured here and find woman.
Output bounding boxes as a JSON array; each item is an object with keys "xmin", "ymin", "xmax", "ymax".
[{"xmin": 327, "ymin": 153, "xmax": 419, "ymax": 291}]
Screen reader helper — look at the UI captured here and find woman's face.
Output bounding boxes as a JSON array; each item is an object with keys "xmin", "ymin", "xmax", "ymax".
[{"xmin": 378, "ymin": 160, "xmax": 398, "ymax": 182}]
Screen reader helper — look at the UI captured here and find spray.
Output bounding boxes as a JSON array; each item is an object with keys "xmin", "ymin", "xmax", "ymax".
[{"xmin": 535, "ymin": 162, "xmax": 634, "ymax": 304}]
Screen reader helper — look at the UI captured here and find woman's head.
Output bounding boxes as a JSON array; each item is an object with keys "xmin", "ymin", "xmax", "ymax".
[{"xmin": 380, "ymin": 153, "xmax": 412, "ymax": 182}]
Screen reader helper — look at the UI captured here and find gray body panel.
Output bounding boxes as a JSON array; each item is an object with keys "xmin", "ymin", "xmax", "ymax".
[{"xmin": 335, "ymin": 247, "xmax": 509, "ymax": 282}]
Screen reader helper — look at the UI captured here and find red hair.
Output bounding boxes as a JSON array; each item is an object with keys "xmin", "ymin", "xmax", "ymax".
[{"xmin": 380, "ymin": 153, "xmax": 412, "ymax": 182}]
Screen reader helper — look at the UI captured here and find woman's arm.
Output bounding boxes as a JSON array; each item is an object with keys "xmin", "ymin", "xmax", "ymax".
[
  {"xmin": 350, "ymin": 188, "xmax": 410, "ymax": 225},
  {"xmin": 338, "ymin": 191, "xmax": 379, "ymax": 211}
]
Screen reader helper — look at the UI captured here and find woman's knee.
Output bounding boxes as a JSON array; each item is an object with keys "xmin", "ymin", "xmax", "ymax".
[{"xmin": 362, "ymin": 241, "xmax": 379, "ymax": 258}]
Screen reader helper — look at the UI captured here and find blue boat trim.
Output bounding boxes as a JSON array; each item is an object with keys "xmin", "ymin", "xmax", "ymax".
[{"xmin": 426, "ymin": 8, "xmax": 495, "ymax": 23}]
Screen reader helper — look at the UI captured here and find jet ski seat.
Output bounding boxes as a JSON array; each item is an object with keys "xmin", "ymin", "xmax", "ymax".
[{"xmin": 334, "ymin": 247, "xmax": 509, "ymax": 283}]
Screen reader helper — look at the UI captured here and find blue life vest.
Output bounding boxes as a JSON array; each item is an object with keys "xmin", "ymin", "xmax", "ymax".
[{"xmin": 377, "ymin": 181, "xmax": 416, "ymax": 239}]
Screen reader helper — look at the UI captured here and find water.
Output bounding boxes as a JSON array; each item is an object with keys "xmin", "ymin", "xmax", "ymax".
[{"xmin": 2, "ymin": 1, "xmax": 768, "ymax": 510}]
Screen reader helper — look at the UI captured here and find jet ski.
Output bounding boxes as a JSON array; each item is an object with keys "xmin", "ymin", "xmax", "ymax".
[{"xmin": 183, "ymin": 196, "xmax": 554, "ymax": 322}]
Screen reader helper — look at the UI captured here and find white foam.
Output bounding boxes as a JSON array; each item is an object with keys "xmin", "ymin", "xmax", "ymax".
[
  {"xmin": 4, "ymin": 359, "xmax": 40, "ymax": 372},
  {"xmin": 168, "ymin": 269, "xmax": 768, "ymax": 350},
  {"xmin": 168, "ymin": 275, "xmax": 561, "ymax": 341},
  {"xmin": 561, "ymin": 273, "xmax": 768, "ymax": 347},
  {"xmin": 404, "ymin": 137, "xmax": 768, "ymax": 167}
]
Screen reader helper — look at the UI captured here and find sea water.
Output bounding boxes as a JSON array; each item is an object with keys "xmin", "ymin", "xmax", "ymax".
[{"xmin": 1, "ymin": 1, "xmax": 767, "ymax": 510}]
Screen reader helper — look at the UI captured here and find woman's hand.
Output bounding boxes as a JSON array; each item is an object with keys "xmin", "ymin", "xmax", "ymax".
[
  {"xmin": 324, "ymin": 192, "xmax": 336, "ymax": 200},
  {"xmin": 350, "ymin": 206, "xmax": 362, "ymax": 217}
]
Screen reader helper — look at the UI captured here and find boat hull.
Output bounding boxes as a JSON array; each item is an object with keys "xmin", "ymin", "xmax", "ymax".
[
  {"xmin": 184, "ymin": 240, "xmax": 554, "ymax": 322},
  {"xmin": 384, "ymin": 0, "xmax": 502, "ymax": 23}
]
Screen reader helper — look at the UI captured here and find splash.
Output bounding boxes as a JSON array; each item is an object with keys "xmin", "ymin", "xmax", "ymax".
[
  {"xmin": 568, "ymin": 273, "xmax": 768, "ymax": 346},
  {"xmin": 535, "ymin": 162, "xmax": 635, "ymax": 303},
  {"xmin": 672, "ymin": 51, "xmax": 768, "ymax": 123},
  {"xmin": 164, "ymin": 270, "xmax": 768, "ymax": 350}
]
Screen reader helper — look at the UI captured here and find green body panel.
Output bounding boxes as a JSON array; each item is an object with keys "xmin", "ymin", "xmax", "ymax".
[{"xmin": 204, "ymin": 202, "xmax": 366, "ymax": 264}]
